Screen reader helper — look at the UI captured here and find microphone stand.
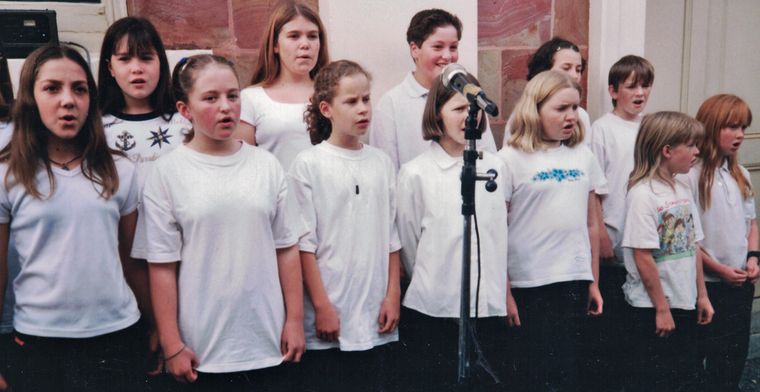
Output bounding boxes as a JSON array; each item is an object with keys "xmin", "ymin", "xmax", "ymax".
[{"xmin": 458, "ymin": 101, "xmax": 498, "ymax": 385}]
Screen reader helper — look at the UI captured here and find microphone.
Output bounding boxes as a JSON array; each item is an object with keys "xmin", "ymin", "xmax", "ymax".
[{"xmin": 441, "ymin": 64, "xmax": 499, "ymax": 117}]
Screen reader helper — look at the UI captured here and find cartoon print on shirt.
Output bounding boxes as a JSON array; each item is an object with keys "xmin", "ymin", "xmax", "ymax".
[
  {"xmin": 532, "ymin": 168, "xmax": 584, "ymax": 183},
  {"xmin": 654, "ymin": 202, "xmax": 696, "ymax": 262}
]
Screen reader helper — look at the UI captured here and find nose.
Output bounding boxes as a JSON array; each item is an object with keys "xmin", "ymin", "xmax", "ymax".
[
  {"xmin": 568, "ymin": 69, "xmax": 581, "ymax": 83},
  {"xmin": 129, "ymin": 58, "xmax": 143, "ymax": 73},
  {"xmin": 60, "ymin": 86, "xmax": 76, "ymax": 107},
  {"xmin": 441, "ymin": 49, "xmax": 453, "ymax": 62}
]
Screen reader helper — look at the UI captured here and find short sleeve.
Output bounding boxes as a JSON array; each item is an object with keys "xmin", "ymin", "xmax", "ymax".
[
  {"xmin": 385, "ymin": 156, "xmax": 402, "ymax": 252},
  {"xmin": 589, "ymin": 121, "xmax": 606, "ymax": 171},
  {"xmin": 585, "ymin": 147, "xmax": 608, "ymax": 195},
  {"xmin": 117, "ymin": 158, "xmax": 139, "ymax": 216},
  {"xmin": 271, "ymin": 164, "xmax": 300, "ymax": 249},
  {"xmin": 288, "ymin": 155, "xmax": 318, "ymax": 253},
  {"xmin": 622, "ymin": 186, "xmax": 660, "ymax": 250},
  {"xmin": 396, "ymin": 164, "xmax": 424, "ymax": 276},
  {"xmin": 498, "ymin": 151, "xmax": 514, "ymax": 203},
  {"xmin": 142, "ymin": 167, "xmax": 182, "ymax": 263},
  {"xmin": 740, "ymin": 165, "xmax": 757, "ymax": 220}
]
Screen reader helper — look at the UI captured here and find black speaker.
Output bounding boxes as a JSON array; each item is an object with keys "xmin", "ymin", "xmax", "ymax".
[{"xmin": 0, "ymin": 10, "xmax": 59, "ymax": 58}]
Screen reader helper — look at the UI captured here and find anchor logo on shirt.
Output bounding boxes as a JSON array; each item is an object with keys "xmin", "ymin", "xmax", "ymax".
[{"xmin": 115, "ymin": 131, "xmax": 136, "ymax": 151}]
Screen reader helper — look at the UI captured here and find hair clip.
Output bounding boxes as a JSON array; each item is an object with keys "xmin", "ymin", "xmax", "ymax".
[{"xmin": 177, "ymin": 57, "xmax": 189, "ymax": 72}]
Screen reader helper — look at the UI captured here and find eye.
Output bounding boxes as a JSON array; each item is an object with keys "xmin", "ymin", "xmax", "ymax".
[
  {"xmin": 432, "ymin": 45, "xmax": 443, "ymax": 50},
  {"xmin": 362, "ymin": 96, "xmax": 370, "ymax": 104},
  {"xmin": 117, "ymin": 55, "xmax": 130, "ymax": 62},
  {"xmin": 308, "ymin": 32, "xmax": 319, "ymax": 40},
  {"xmin": 228, "ymin": 92, "xmax": 240, "ymax": 101},
  {"xmin": 74, "ymin": 85, "xmax": 89, "ymax": 94},
  {"xmin": 204, "ymin": 95, "xmax": 217, "ymax": 102},
  {"xmin": 43, "ymin": 84, "xmax": 59, "ymax": 92},
  {"xmin": 140, "ymin": 53, "xmax": 156, "ymax": 61}
]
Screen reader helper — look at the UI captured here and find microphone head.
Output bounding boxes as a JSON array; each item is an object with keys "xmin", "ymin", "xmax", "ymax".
[{"xmin": 441, "ymin": 63, "xmax": 467, "ymax": 88}]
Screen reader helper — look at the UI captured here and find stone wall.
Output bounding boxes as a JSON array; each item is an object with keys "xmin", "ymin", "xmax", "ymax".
[
  {"xmin": 127, "ymin": 0, "xmax": 318, "ymax": 85},
  {"xmin": 477, "ymin": 0, "xmax": 589, "ymax": 145}
]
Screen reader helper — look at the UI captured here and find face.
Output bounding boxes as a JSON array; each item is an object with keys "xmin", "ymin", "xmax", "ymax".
[
  {"xmin": 438, "ymin": 93, "xmax": 471, "ymax": 149},
  {"xmin": 551, "ymin": 49, "xmax": 583, "ymax": 84},
  {"xmin": 178, "ymin": 65, "xmax": 241, "ymax": 142},
  {"xmin": 275, "ymin": 15, "xmax": 320, "ymax": 78},
  {"xmin": 34, "ymin": 58, "xmax": 90, "ymax": 141},
  {"xmin": 538, "ymin": 87, "xmax": 580, "ymax": 147},
  {"xmin": 410, "ymin": 25, "xmax": 459, "ymax": 89},
  {"xmin": 717, "ymin": 123, "xmax": 746, "ymax": 157},
  {"xmin": 665, "ymin": 140, "xmax": 699, "ymax": 175},
  {"xmin": 108, "ymin": 36, "xmax": 161, "ymax": 108},
  {"xmin": 320, "ymin": 73, "xmax": 371, "ymax": 144},
  {"xmin": 610, "ymin": 73, "xmax": 652, "ymax": 121}
]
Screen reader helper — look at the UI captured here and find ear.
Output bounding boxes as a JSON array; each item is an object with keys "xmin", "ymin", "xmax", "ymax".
[
  {"xmin": 318, "ymin": 100, "xmax": 332, "ymax": 119},
  {"xmin": 409, "ymin": 42, "xmax": 420, "ymax": 63},
  {"xmin": 608, "ymin": 84, "xmax": 618, "ymax": 100},
  {"xmin": 661, "ymin": 144, "xmax": 672, "ymax": 159},
  {"xmin": 107, "ymin": 59, "xmax": 115, "ymax": 77},
  {"xmin": 274, "ymin": 41, "xmax": 280, "ymax": 54},
  {"xmin": 177, "ymin": 101, "xmax": 192, "ymax": 122}
]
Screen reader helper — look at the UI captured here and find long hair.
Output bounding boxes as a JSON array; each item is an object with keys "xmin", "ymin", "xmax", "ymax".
[
  {"xmin": 628, "ymin": 111, "xmax": 704, "ymax": 191},
  {"xmin": 172, "ymin": 54, "xmax": 239, "ymax": 143},
  {"xmin": 305, "ymin": 60, "xmax": 370, "ymax": 145},
  {"xmin": 249, "ymin": 0, "xmax": 329, "ymax": 86},
  {"xmin": 1, "ymin": 45, "xmax": 120, "ymax": 199},
  {"xmin": 0, "ymin": 50, "xmax": 13, "ymax": 122},
  {"xmin": 508, "ymin": 70, "xmax": 583, "ymax": 152},
  {"xmin": 422, "ymin": 72, "xmax": 486, "ymax": 142},
  {"xmin": 695, "ymin": 94, "xmax": 753, "ymax": 209},
  {"xmin": 97, "ymin": 17, "xmax": 175, "ymax": 119}
]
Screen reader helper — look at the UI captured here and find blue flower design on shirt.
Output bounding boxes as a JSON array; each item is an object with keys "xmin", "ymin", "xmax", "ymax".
[{"xmin": 532, "ymin": 168, "xmax": 584, "ymax": 182}]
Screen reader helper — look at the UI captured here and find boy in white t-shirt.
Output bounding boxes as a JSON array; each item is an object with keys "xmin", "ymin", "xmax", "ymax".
[{"xmin": 586, "ymin": 54, "xmax": 654, "ymax": 391}]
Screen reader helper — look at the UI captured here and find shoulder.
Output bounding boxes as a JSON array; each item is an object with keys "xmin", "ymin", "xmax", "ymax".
[
  {"xmin": 377, "ymin": 79, "xmax": 408, "ymax": 107},
  {"xmin": 738, "ymin": 163, "xmax": 752, "ymax": 182},
  {"xmin": 364, "ymin": 144, "xmax": 395, "ymax": 167},
  {"xmin": 241, "ymin": 85, "xmax": 265, "ymax": 102}
]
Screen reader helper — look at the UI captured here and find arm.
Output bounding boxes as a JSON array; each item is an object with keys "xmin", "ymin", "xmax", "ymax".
[
  {"xmin": 277, "ymin": 244, "xmax": 305, "ymax": 362},
  {"xmin": 597, "ymin": 194, "xmax": 615, "ymax": 261},
  {"xmin": 301, "ymin": 251, "xmax": 339, "ymax": 341},
  {"xmin": 633, "ymin": 248, "xmax": 674, "ymax": 337},
  {"xmin": 746, "ymin": 219, "xmax": 759, "ymax": 283},
  {"xmin": 233, "ymin": 122, "xmax": 256, "ymax": 146},
  {"xmin": 506, "ymin": 283, "xmax": 520, "ymax": 327},
  {"xmin": 118, "ymin": 211, "xmax": 161, "ymax": 373},
  {"xmin": 378, "ymin": 251, "xmax": 401, "ymax": 333},
  {"xmin": 695, "ymin": 248, "xmax": 714, "ymax": 325},
  {"xmin": 587, "ymin": 192, "xmax": 603, "ymax": 316},
  {"xmin": 0, "ymin": 223, "xmax": 8, "ymax": 318},
  {"xmin": 149, "ymin": 262, "xmax": 198, "ymax": 383},
  {"xmin": 699, "ymin": 247, "xmax": 747, "ymax": 286}
]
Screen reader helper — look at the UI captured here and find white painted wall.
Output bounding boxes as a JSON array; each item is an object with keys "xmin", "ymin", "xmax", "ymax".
[{"xmin": 318, "ymin": 0, "xmax": 479, "ymax": 107}]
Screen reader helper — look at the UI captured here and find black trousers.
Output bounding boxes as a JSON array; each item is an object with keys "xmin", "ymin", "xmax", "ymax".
[
  {"xmin": 582, "ymin": 265, "xmax": 629, "ymax": 392},
  {"xmin": 398, "ymin": 307, "xmax": 510, "ymax": 392},
  {"xmin": 697, "ymin": 281, "xmax": 754, "ymax": 392},
  {"xmin": 5, "ymin": 322, "xmax": 144, "ymax": 392},
  {"xmin": 508, "ymin": 280, "xmax": 590, "ymax": 392},
  {"xmin": 627, "ymin": 306, "xmax": 701, "ymax": 392},
  {"xmin": 298, "ymin": 343, "xmax": 394, "ymax": 392}
]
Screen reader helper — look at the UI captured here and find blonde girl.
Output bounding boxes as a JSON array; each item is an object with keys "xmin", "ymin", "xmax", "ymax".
[
  {"xmin": 622, "ymin": 111, "xmax": 713, "ymax": 391},
  {"xmin": 498, "ymin": 70, "xmax": 606, "ymax": 391}
]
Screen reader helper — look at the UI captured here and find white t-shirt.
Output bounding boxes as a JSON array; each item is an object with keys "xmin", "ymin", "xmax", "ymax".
[
  {"xmin": 142, "ymin": 144, "xmax": 299, "ymax": 373},
  {"xmin": 103, "ymin": 111, "xmax": 191, "ymax": 260},
  {"xmin": 0, "ymin": 155, "xmax": 140, "ymax": 338},
  {"xmin": 397, "ymin": 143, "xmax": 508, "ymax": 317},
  {"xmin": 289, "ymin": 142, "xmax": 400, "ymax": 350},
  {"xmin": 497, "ymin": 144, "xmax": 608, "ymax": 288},
  {"xmin": 0, "ymin": 121, "xmax": 15, "ymax": 333},
  {"xmin": 622, "ymin": 178, "xmax": 704, "ymax": 310},
  {"xmin": 370, "ymin": 71, "xmax": 497, "ymax": 171},
  {"xmin": 502, "ymin": 107, "xmax": 592, "ymax": 148},
  {"xmin": 682, "ymin": 162, "xmax": 756, "ymax": 282},
  {"xmin": 590, "ymin": 112, "xmax": 641, "ymax": 263},
  {"xmin": 240, "ymin": 85, "xmax": 312, "ymax": 171}
]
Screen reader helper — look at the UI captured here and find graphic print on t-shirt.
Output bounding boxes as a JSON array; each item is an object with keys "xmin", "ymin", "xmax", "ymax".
[
  {"xmin": 531, "ymin": 168, "xmax": 584, "ymax": 183},
  {"xmin": 148, "ymin": 127, "xmax": 173, "ymax": 148},
  {"xmin": 654, "ymin": 200, "xmax": 696, "ymax": 262},
  {"xmin": 115, "ymin": 130, "xmax": 136, "ymax": 151}
]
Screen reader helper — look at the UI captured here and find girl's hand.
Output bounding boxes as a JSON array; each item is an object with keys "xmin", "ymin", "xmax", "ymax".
[
  {"xmin": 587, "ymin": 283, "xmax": 604, "ymax": 316},
  {"xmin": 746, "ymin": 258, "xmax": 760, "ymax": 283},
  {"xmin": 655, "ymin": 308, "xmax": 675, "ymax": 337},
  {"xmin": 378, "ymin": 294, "xmax": 400, "ymax": 333},
  {"xmin": 314, "ymin": 302, "xmax": 340, "ymax": 342},
  {"xmin": 697, "ymin": 296, "xmax": 714, "ymax": 325},
  {"xmin": 719, "ymin": 264, "xmax": 748, "ymax": 286},
  {"xmin": 164, "ymin": 344, "xmax": 199, "ymax": 384},
  {"xmin": 506, "ymin": 294, "xmax": 521, "ymax": 327},
  {"xmin": 281, "ymin": 319, "xmax": 305, "ymax": 363}
]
